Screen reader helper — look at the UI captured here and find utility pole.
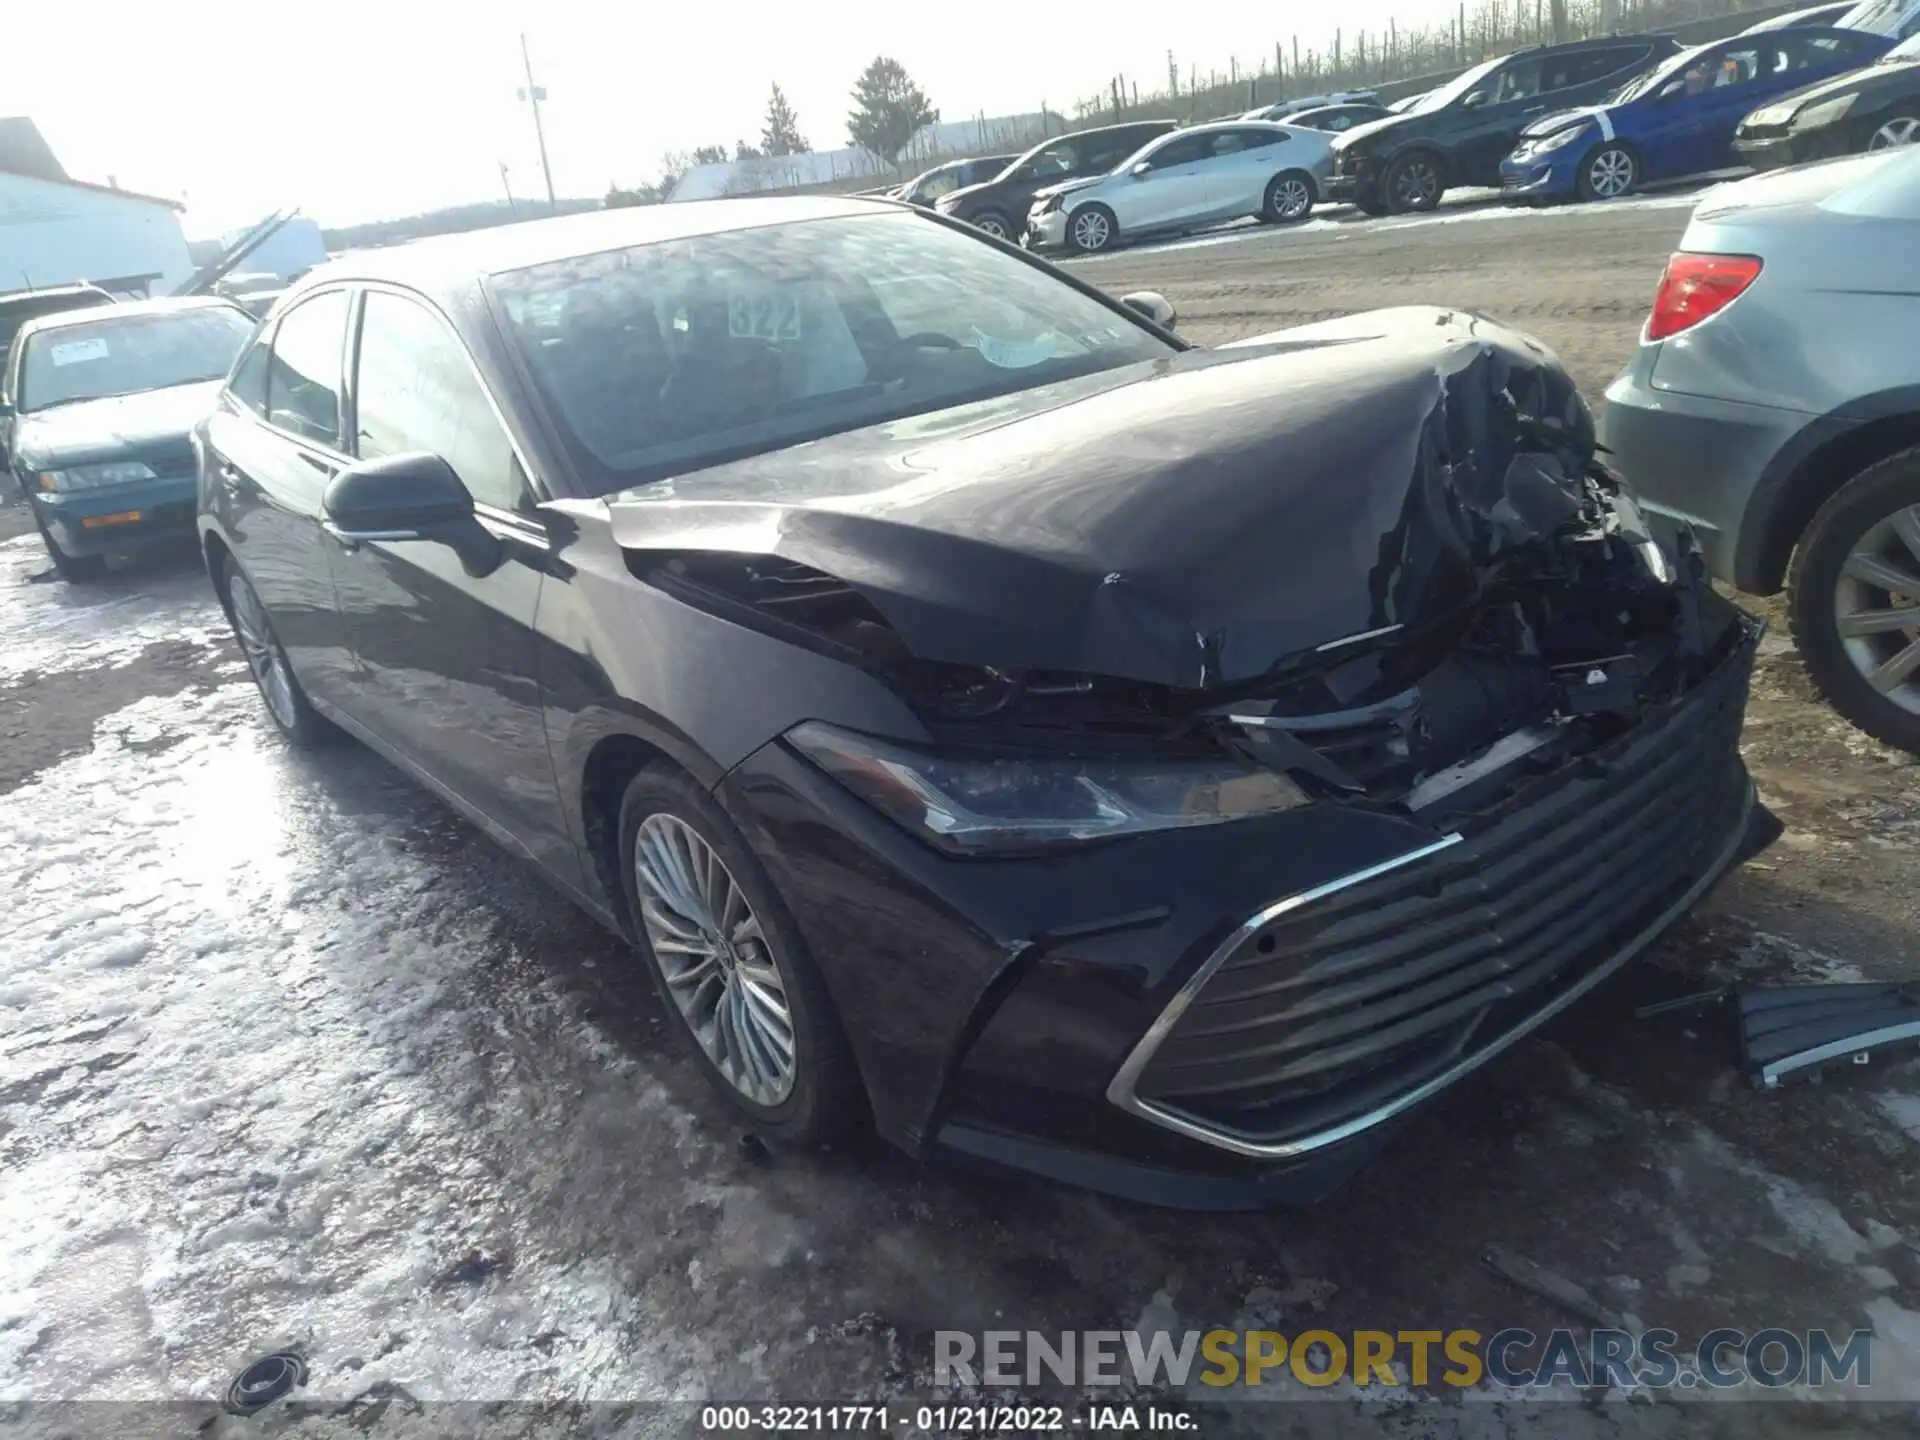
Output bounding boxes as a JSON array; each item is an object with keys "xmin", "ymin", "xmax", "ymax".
[
  {"xmin": 517, "ymin": 32, "xmax": 557, "ymax": 213},
  {"xmin": 500, "ymin": 162, "xmax": 518, "ymax": 214}
]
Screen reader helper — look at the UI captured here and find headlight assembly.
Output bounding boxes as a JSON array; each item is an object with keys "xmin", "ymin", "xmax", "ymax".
[
  {"xmin": 787, "ymin": 721, "xmax": 1309, "ymax": 855},
  {"xmin": 1793, "ymin": 94, "xmax": 1857, "ymax": 130},
  {"xmin": 1745, "ymin": 102, "xmax": 1796, "ymax": 128},
  {"xmin": 38, "ymin": 460, "xmax": 156, "ymax": 493},
  {"xmin": 1524, "ymin": 124, "xmax": 1592, "ymax": 158}
]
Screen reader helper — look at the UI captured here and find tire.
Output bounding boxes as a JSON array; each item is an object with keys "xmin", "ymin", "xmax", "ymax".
[
  {"xmin": 1382, "ymin": 151, "xmax": 1445, "ymax": 213},
  {"xmin": 1865, "ymin": 109, "xmax": 1920, "ymax": 152},
  {"xmin": 1787, "ymin": 445, "xmax": 1920, "ymax": 753},
  {"xmin": 30, "ymin": 505, "xmax": 107, "ymax": 582},
  {"xmin": 970, "ymin": 210, "xmax": 1013, "ymax": 241},
  {"xmin": 1353, "ymin": 192, "xmax": 1390, "ymax": 217},
  {"xmin": 617, "ymin": 762, "xmax": 864, "ymax": 1145},
  {"xmin": 220, "ymin": 556, "xmax": 336, "ymax": 747},
  {"xmin": 1066, "ymin": 203, "xmax": 1117, "ymax": 254},
  {"xmin": 1577, "ymin": 143, "xmax": 1639, "ymax": 202},
  {"xmin": 1262, "ymin": 170, "xmax": 1317, "ymax": 223}
]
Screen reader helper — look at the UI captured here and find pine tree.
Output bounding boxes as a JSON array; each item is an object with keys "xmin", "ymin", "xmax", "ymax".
[
  {"xmin": 762, "ymin": 84, "xmax": 810, "ymax": 157},
  {"xmin": 846, "ymin": 57, "xmax": 936, "ymax": 167}
]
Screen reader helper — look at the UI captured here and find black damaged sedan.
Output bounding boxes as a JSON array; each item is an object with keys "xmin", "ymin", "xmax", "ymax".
[{"xmin": 197, "ymin": 197, "xmax": 1772, "ymax": 1208}]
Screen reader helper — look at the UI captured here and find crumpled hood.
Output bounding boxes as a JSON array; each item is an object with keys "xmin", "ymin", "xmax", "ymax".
[
  {"xmin": 607, "ymin": 307, "xmax": 1599, "ymax": 690},
  {"xmin": 1520, "ymin": 105, "xmax": 1611, "ymax": 140},
  {"xmin": 13, "ymin": 380, "xmax": 223, "ymax": 469},
  {"xmin": 1032, "ymin": 175, "xmax": 1107, "ymax": 203}
]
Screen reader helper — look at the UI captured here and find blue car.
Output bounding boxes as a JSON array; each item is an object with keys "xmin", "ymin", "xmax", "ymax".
[{"xmin": 1499, "ymin": 26, "xmax": 1895, "ymax": 201}]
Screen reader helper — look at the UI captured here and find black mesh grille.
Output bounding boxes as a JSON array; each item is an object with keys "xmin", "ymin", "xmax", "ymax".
[{"xmin": 1134, "ymin": 637, "xmax": 1755, "ymax": 1143}]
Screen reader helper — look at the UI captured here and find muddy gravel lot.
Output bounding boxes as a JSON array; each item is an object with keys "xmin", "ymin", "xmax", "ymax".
[{"xmin": 5, "ymin": 195, "xmax": 1920, "ymax": 1437}]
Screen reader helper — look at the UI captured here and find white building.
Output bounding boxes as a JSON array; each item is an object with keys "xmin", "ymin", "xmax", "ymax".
[{"xmin": 0, "ymin": 118, "xmax": 193, "ymax": 298}]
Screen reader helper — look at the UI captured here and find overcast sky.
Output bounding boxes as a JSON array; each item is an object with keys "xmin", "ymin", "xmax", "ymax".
[{"xmin": 18, "ymin": 0, "xmax": 1424, "ymax": 236}]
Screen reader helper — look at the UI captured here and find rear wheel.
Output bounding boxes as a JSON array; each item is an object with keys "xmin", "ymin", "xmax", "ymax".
[
  {"xmin": 1262, "ymin": 171, "xmax": 1316, "ymax": 223},
  {"xmin": 223, "ymin": 559, "xmax": 335, "ymax": 747},
  {"xmin": 1067, "ymin": 203, "xmax": 1117, "ymax": 254},
  {"xmin": 970, "ymin": 210, "xmax": 1013, "ymax": 241},
  {"xmin": 618, "ymin": 763, "xmax": 864, "ymax": 1144},
  {"xmin": 1866, "ymin": 110, "xmax": 1920, "ymax": 151},
  {"xmin": 1788, "ymin": 446, "xmax": 1920, "ymax": 753},
  {"xmin": 1383, "ymin": 152, "xmax": 1444, "ymax": 213},
  {"xmin": 30, "ymin": 506, "xmax": 107, "ymax": 583},
  {"xmin": 1578, "ymin": 143, "xmax": 1639, "ymax": 201}
]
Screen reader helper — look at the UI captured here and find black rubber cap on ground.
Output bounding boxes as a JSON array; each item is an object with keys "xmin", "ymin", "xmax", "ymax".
[{"xmin": 224, "ymin": 1352, "xmax": 309, "ymax": 1415}]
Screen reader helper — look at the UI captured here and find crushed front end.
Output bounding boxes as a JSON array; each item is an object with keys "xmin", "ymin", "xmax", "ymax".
[{"xmin": 642, "ymin": 314, "xmax": 1774, "ymax": 1207}]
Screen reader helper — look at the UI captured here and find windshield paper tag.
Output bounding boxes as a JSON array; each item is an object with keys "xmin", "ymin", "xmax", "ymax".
[
  {"xmin": 971, "ymin": 329, "xmax": 1075, "ymax": 369},
  {"xmin": 49, "ymin": 338, "xmax": 110, "ymax": 367},
  {"xmin": 727, "ymin": 293, "xmax": 801, "ymax": 341}
]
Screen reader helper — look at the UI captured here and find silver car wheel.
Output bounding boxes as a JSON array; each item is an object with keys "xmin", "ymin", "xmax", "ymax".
[
  {"xmin": 974, "ymin": 213, "xmax": 1010, "ymax": 239},
  {"xmin": 1587, "ymin": 147, "xmax": 1636, "ymax": 199},
  {"xmin": 1870, "ymin": 116, "xmax": 1920, "ymax": 150},
  {"xmin": 1834, "ymin": 504, "xmax": 1920, "ymax": 716},
  {"xmin": 1271, "ymin": 176, "xmax": 1312, "ymax": 220},
  {"xmin": 633, "ymin": 813, "xmax": 797, "ymax": 1106},
  {"xmin": 1071, "ymin": 208, "xmax": 1112, "ymax": 251},
  {"xmin": 228, "ymin": 569, "xmax": 298, "ymax": 731}
]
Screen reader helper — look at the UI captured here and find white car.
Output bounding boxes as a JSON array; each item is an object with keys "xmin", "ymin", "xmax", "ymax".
[
  {"xmin": 1239, "ymin": 91, "xmax": 1381, "ymax": 122},
  {"xmin": 1026, "ymin": 121, "xmax": 1335, "ymax": 254}
]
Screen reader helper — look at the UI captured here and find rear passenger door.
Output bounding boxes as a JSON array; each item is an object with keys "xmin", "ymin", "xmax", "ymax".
[
  {"xmin": 1206, "ymin": 127, "xmax": 1295, "ymax": 215},
  {"xmin": 325, "ymin": 284, "xmax": 574, "ymax": 874},
  {"xmin": 202, "ymin": 288, "xmax": 358, "ymax": 706}
]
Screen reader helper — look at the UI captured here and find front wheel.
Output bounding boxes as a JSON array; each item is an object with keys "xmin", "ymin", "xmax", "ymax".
[
  {"xmin": 1066, "ymin": 204, "xmax": 1117, "ymax": 253},
  {"xmin": 1866, "ymin": 110, "xmax": 1920, "ymax": 152},
  {"xmin": 970, "ymin": 210, "xmax": 1013, "ymax": 241},
  {"xmin": 1262, "ymin": 171, "xmax": 1316, "ymax": 223},
  {"xmin": 1383, "ymin": 152, "xmax": 1444, "ymax": 213},
  {"xmin": 1788, "ymin": 446, "xmax": 1920, "ymax": 753},
  {"xmin": 30, "ymin": 505, "xmax": 107, "ymax": 582},
  {"xmin": 1578, "ymin": 143, "xmax": 1639, "ymax": 201},
  {"xmin": 618, "ymin": 763, "xmax": 864, "ymax": 1144}
]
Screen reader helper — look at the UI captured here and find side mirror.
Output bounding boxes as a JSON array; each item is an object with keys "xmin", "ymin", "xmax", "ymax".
[
  {"xmin": 322, "ymin": 451, "xmax": 503, "ymax": 574},
  {"xmin": 1462, "ymin": 91, "xmax": 1488, "ymax": 109},
  {"xmin": 1120, "ymin": 291, "xmax": 1177, "ymax": 329},
  {"xmin": 1130, "ymin": 160, "xmax": 1154, "ymax": 178}
]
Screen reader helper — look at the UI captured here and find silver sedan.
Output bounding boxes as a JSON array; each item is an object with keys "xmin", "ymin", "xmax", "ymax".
[
  {"xmin": 1600, "ymin": 148, "xmax": 1920, "ymax": 752},
  {"xmin": 1026, "ymin": 121, "xmax": 1335, "ymax": 254}
]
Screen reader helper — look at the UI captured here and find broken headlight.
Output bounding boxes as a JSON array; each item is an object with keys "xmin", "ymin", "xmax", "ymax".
[{"xmin": 787, "ymin": 721, "xmax": 1309, "ymax": 855}]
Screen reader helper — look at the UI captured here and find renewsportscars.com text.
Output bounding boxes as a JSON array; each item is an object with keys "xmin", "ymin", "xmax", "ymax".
[{"xmin": 934, "ymin": 1327, "xmax": 1874, "ymax": 1391}]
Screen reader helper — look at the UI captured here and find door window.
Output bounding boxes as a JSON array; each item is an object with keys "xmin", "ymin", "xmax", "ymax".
[
  {"xmin": 1025, "ymin": 139, "xmax": 1082, "ymax": 179},
  {"xmin": 1223, "ymin": 126, "xmax": 1286, "ymax": 151},
  {"xmin": 353, "ymin": 290, "xmax": 531, "ymax": 514},
  {"xmin": 1490, "ymin": 59, "xmax": 1546, "ymax": 103},
  {"xmin": 266, "ymin": 291, "xmax": 349, "ymax": 446},
  {"xmin": 1144, "ymin": 134, "xmax": 1212, "ymax": 168},
  {"xmin": 228, "ymin": 335, "xmax": 271, "ymax": 417}
]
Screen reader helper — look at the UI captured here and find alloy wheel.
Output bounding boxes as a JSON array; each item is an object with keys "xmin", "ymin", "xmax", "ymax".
[
  {"xmin": 974, "ymin": 214, "xmax": 1010, "ymax": 239},
  {"xmin": 1391, "ymin": 158, "xmax": 1439, "ymax": 209},
  {"xmin": 1586, "ymin": 147, "xmax": 1636, "ymax": 199},
  {"xmin": 228, "ymin": 570, "xmax": 298, "ymax": 731},
  {"xmin": 632, "ymin": 813, "xmax": 797, "ymax": 1106},
  {"xmin": 1270, "ymin": 177, "xmax": 1312, "ymax": 220},
  {"xmin": 1071, "ymin": 208, "xmax": 1111, "ymax": 251},
  {"xmin": 1833, "ymin": 503, "xmax": 1920, "ymax": 717},
  {"xmin": 1870, "ymin": 116, "xmax": 1920, "ymax": 150}
]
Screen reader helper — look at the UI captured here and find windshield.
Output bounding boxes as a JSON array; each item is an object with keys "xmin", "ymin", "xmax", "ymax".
[
  {"xmin": 1412, "ymin": 54, "xmax": 1508, "ymax": 112},
  {"xmin": 1613, "ymin": 44, "xmax": 1711, "ymax": 101},
  {"xmin": 18, "ymin": 307, "xmax": 253, "ymax": 412},
  {"xmin": 1839, "ymin": 0, "xmax": 1910, "ymax": 32},
  {"xmin": 489, "ymin": 212, "xmax": 1173, "ymax": 493}
]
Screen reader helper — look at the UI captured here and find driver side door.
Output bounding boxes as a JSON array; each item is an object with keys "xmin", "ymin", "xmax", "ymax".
[
  {"xmin": 1451, "ymin": 57, "xmax": 1553, "ymax": 184},
  {"xmin": 325, "ymin": 284, "xmax": 576, "ymax": 880}
]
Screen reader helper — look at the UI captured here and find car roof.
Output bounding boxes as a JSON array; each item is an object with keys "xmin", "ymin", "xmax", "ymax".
[
  {"xmin": 13, "ymin": 294, "xmax": 245, "ymax": 342},
  {"xmin": 0, "ymin": 283, "xmax": 114, "ymax": 313}
]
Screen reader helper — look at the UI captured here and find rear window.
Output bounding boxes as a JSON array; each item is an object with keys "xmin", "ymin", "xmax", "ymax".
[
  {"xmin": 17, "ymin": 307, "xmax": 253, "ymax": 413},
  {"xmin": 490, "ymin": 211, "xmax": 1170, "ymax": 495}
]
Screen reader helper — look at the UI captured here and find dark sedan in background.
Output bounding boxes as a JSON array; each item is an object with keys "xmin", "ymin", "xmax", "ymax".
[
  {"xmin": 198, "ymin": 198, "xmax": 1771, "ymax": 1208},
  {"xmin": 1736, "ymin": 32, "xmax": 1920, "ymax": 164},
  {"xmin": 1330, "ymin": 34, "xmax": 1682, "ymax": 212},
  {"xmin": 934, "ymin": 119, "xmax": 1176, "ymax": 239},
  {"xmin": 893, "ymin": 155, "xmax": 1017, "ymax": 207},
  {"xmin": 2, "ymin": 297, "xmax": 253, "ymax": 580}
]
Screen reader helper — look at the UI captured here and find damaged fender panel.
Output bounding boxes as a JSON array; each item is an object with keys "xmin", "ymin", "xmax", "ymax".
[{"xmin": 606, "ymin": 307, "xmax": 1602, "ymax": 690}]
